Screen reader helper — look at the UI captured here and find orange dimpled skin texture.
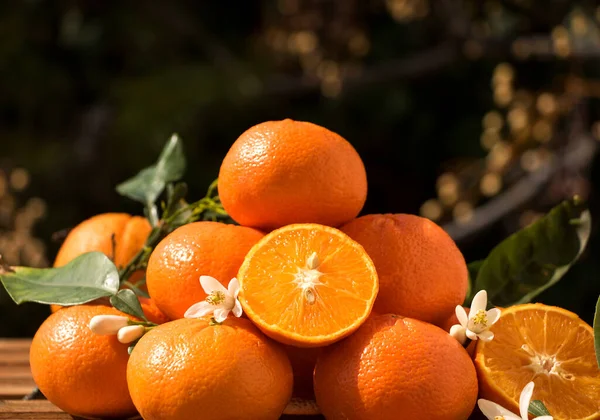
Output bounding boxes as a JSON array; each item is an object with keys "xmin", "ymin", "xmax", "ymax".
[
  {"xmin": 218, "ymin": 119, "xmax": 367, "ymax": 230},
  {"xmin": 314, "ymin": 314, "xmax": 478, "ymax": 420},
  {"xmin": 127, "ymin": 317, "xmax": 293, "ymax": 420},
  {"xmin": 341, "ymin": 214, "xmax": 468, "ymax": 324},
  {"xmin": 29, "ymin": 305, "xmax": 137, "ymax": 419},
  {"xmin": 146, "ymin": 221, "xmax": 264, "ymax": 319}
]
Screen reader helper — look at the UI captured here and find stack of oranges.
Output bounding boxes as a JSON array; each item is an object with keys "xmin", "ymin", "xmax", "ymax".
[{"xmin": 29, "ymin": 119, "xmax": 600, "ymax": 420}]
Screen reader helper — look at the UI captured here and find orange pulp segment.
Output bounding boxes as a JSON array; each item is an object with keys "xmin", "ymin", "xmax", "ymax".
[
  {"xmin": 475, "ymin": 303, "xmax": 600, "ymax": 420},
  {"xmin": 237, "ymin": 223, "xmax": 378, "ymax": 347}
]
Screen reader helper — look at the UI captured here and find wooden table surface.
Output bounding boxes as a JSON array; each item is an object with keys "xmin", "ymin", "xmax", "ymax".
[{"xmin": 0, "ymin": 339, "xmax": 323, "ymax": 420}]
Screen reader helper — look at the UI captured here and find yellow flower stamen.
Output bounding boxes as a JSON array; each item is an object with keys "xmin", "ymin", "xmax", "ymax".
[
  {"xmin": 472, "ymin": 309, "xmax": 488, "ymax": 327},
  {"xmin": 206, "ymin": 291, "xmax": 226, "ymax": 305},
  {"xmin": 494, "ymin": 416, "xmax": 505, "ymax": 420}
]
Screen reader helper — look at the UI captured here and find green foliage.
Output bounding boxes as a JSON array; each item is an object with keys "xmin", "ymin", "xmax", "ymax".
[
  {"xmin": 0, "ymin": 252, "xmax": 118, "ymax": 305},
  {"xmin": 594, "ymin": 295, "xmax": 600, "ymax": 369},
  {"xmin": 529, "ymin": 400, "xmax": 552, "ymax": 416},
  {"xmin": 110, "ymin": 289, "xmax": 147, "ymax": 322},
  {"xmin": 0, "ymin": 136, "xmax": 229, "ymax": 313},
  {"xmin": 467, "ymin": 198, "xmax": 591, "ymax": 307},
  {"xmin": 116, "ymin": 134, "xmax": 186, "ymax": 219}
]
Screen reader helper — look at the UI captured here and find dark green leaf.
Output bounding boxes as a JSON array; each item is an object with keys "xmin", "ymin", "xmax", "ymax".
[
  {"xmin": 116, "ymin": 134, "xmax": 186, "ymax": 205},
  {"xmin": 0, "ymin": 252, "xmax": 119, "ymax": 305},
  {"xmin": 473, "ymin": 198, "xmax": 591, "ymax": 307},
  {"xmin": 529, "ymin": 400, "xmax": 551, "ymax": 416},
  {"xmin": 110, "ymin": 289, "xmax": 147, "ymax": 321},
  {"xmin": 594, "ymin": 295, "xmax": 600, "ymax": 369}
]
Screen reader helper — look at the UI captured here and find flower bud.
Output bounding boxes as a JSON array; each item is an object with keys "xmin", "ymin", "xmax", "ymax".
[
  {"xmin": 117, "ymin": 325, "xmax": 145, "ymax": 344},
  {"xmin": 449, "ymin": 324, "xmax": 467, "ymax": 345},
  {"xmin": 89, "ymin": 315, "xmax": 130, "ymax": 335}
]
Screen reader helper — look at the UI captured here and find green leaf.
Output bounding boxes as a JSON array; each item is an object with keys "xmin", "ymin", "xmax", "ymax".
[
  {"xmin": 594, "ymin": 294, "xmax": 600, "ymax": 370},
  {"xmin": 116, "ymin": 134, "xmax": 186, "ymax": 206},
  {"xmin": 473, "ymin": 198, "xmax": 591, "ymax": 307},
  {"xmin": 0, "ymin": 252, "xmax": 119, "ymax": 305},
  {"xmin": 110, "ymin": 289, "xmax": 147, "ymax": 321},
  {"xmin": 529, "ymin": 400, "xmax": 551, "ymax": 416}
]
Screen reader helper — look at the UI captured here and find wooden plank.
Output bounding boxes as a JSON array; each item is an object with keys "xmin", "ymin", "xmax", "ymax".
[
  {"xmin": 0, "ymin": 353, "xmax": 30, "ymax": 367},
  {"xmin": 0, "ymin": 340, "xmax": 34, "ymax": 399},
  {"xmin": 0, "ymin": 366, "xmax": 34, "ymax": 380},
  {"xmin": 0, "ymin": 377, "xmax": 36, "ymax": 399},
  {"xmin": 0, "ymin": 340, "xmax": 31, "ymax": 352},
  {"xmin": 0, "ymin": 401, "xmax": 321, "ymax": 419},
  {"xmin": 0, "ymin": 400, "xmax": 71, "ymax": 419}
]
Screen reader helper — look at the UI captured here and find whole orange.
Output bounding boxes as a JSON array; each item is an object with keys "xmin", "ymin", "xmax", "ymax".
[
  {"xmin": 127, "ymin": 317, "xmax": 293, "ymax": 420},
  {"xmin": 218, "ymin": 119, "xmax": 367, "ymax": 230},
  {"xmin": 54, "ymin": 212, "xmax": 151, "ymax": 269},
  {"xmin": 340, "ymin": 214, "xmax": 468, "ymax": 324},
  {"xmin": 51, "ymin": 213, "xmax": 152, "ymax": 312},
  {"xmin": 30, "ymin": 304, "xmax": 137, "ymax": 418},
  {"xmin": 146, "ymin": 221, "xmax": 264, "ymax": 319},
  {"xmin": 314, "ymin": 314, "xmax": 478, "ymax": 420}
]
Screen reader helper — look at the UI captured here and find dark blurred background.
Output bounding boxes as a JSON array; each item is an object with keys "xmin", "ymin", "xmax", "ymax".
[{"xmin": 1, "ymin": 0, "xmax": 600, "ymax": 336}]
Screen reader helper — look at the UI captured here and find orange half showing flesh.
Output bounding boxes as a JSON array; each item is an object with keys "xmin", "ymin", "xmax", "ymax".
[
  {"xmin": 237, "ymin": 223, "xmax": 378, "ymax": 347},
  {"xmin": 475, "ymin": 303, "xmax": 600, "ymax": 420}
]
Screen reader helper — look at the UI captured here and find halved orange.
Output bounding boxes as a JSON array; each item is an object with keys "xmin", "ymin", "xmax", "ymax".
[
  {"xmin": 475, "ymin": 303, "xmax": 600, "ymax": 420},
  {"xmin": 237, "ymin": 223, "xmax": 378, "ymax": 347}
]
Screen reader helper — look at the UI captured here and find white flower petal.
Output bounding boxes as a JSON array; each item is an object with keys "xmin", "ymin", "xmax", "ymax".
[
  {"xmin": 199, "ymin": 275, "xmax": 228, "ymax": 295},
  {"xmin": 213, "ymin": 308, "xmax": 230, "ymax": 323},
  {"xmin": 449, "ymin": 324, "xmax": 467, "ymax": 344},
  {"xmin": 232, "ymin": 299, "xmax": 243, "ymax": 317},
  {"xmin": 228, "ymin": 278, "xmax": 240, "ymax": 298},
  {"xmin": 184, "ymin": 301, "xmax": 216, "ymax": 319},
  {"xmin": 519, "ymin": 382, "xmax": 535, "ymax": 420},
  {"xmin": 89, "ymin": 315, "xmax": 129, "ymax": 335},
  {"xmin": 486, "ymin": 308, "xmax": 502, "ymax": 326},
  {"xmin": 455, "ymin": 305, "xmax": 469, "ymax": 328},
  {"xmin": 470, "ymin": 289, "xmax": 488, "ymax": 313},
  {"xmin": 478, "ymin": 399, "xmax": 521, "ymax": 420},
  {"xmin": 478, "ymin": 330, "xmax": 495, "ymax": 342},
  {"xmin": 466, "ymin": 329, "xmax": 478, "ymax": 341},
  {"xmin": 117, "ymin": 325, "xmax": 145, "ymax": 344},
  {"xmin": 534, "ymin": 416, "xmax": 553, "ymax": 420}
]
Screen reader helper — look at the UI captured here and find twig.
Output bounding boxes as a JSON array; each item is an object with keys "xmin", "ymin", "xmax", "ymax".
[
  {"xmin": 442, "ymin": 134, "xmax": 598, "ymax": 243},
  {"xmin": 51, "ymin": 228, "xmax": 71, "ymax": 243},
  {"xmin": 263, "ymin": 42, "xmax": 459, "ymax": 97},
  {"xmin": 110, "ymin": 233, "xmax": 117, "ymax": 263},
  {"xmin": 0, "ymin": 254, "xmax": 15, "ymax": 274}
]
